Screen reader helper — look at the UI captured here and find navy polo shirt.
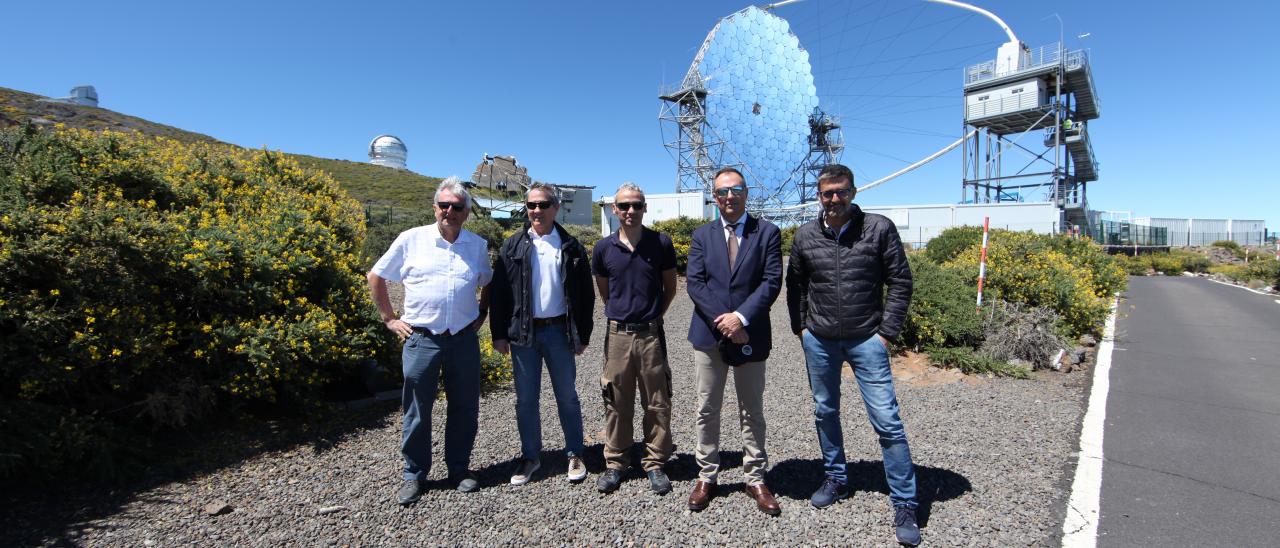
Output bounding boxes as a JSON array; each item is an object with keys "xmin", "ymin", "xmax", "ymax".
[{"xmin": 592, "ymin": 227, "xmax": 678, "ymax": 322}]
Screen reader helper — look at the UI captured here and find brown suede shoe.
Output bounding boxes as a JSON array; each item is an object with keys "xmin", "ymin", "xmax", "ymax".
[
  {"xmin": 746, "ymin": 483, "xmax": 781, "ymax": 516},
  {"xmin": 688, "ymin": 480, "xmax": 716, "ymax": 511}
]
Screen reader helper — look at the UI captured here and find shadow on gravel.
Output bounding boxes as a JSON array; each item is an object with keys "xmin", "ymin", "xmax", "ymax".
[
  {"xmin": 0, "ymin": 400, "xmax": 400, "ymax": 547},
  {"xmin": 768, "ymin": 458, "xmax": 972, "ymax": 526}
]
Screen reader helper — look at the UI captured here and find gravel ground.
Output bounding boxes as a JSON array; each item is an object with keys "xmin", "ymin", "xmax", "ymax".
[{"xmin": 3, "ymin": 282, "xmax": 1089, "ymax": 546}]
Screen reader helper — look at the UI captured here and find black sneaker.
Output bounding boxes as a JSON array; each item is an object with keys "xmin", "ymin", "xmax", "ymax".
[
  {"xmin": 894, "ymin": 505, "xmax": 921, "ymax": 546},
  {"xmin": 647, "ymin": 469, "xmax": 671, "ymax": 495},
  {"xmin": 450, "ymin": 472, "xmax": 479, "ymax": 493},
  {"xmin": 809, "ymin": 477, "xmax": 850, "ymax": 508},
  {"xmin": 596, "ymin": 468, "xmax": 623, "ymax": 493},
  {"xmin": 396, "ymin": 479, "xmax": 425, "ymax": 506}
]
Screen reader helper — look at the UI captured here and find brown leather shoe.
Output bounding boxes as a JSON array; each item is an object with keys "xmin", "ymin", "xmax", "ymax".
[
  {"xmin": 747, "ymin": 483, "xmax": 781, "ymax": 516},
  {"xmin": 688, "ymin": 480, "xmax": 715, "ymax": 511}
]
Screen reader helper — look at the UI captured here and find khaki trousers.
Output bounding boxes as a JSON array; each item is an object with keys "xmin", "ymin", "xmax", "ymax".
[
  {"xmin": 692, "ymin": 347, "xmax": 767, "ymax": 484},
  {"xmin": 601, "ymin": 327, "xmax": 673, "ymax": 471}
]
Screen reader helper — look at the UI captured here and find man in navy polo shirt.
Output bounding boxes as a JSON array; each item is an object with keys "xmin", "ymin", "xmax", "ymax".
[{"xmin": 591, "ymin": 182, "xmax": 678, "ymax": 495}]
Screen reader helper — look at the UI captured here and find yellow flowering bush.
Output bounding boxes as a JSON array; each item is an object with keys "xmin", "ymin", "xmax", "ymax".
[
  {"xmin": 944, "ymin": 230, "xmax": 1120, "ymax": 337},
  {"xmin": 651, "ymin": 216, "xmax": 703, "ymax": 273},
  {"xmin": 0, "ymin": 125, "xmax": 390, "ymax": 479}
]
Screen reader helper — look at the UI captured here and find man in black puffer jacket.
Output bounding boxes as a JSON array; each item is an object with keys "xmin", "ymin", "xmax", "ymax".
[
  {"xmin": 489, "ymin": 182, "xmax": 595, "ymax": 487},
  {"xmin": 786, "ymin": 164, "xmax": 920, "ymax": 547}
]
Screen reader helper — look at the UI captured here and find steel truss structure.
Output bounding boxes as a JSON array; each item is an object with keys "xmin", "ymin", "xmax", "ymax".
[{"xmin": 960, "ymin": 42, "xmax": 1100, "ymax": 232}]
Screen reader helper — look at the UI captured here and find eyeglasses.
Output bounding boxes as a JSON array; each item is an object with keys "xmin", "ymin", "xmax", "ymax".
[
  {"xmin": 820, "ymin": 188, "xmax": 851, "ymax": 200},
  {"xmin": 436, "ymin": 202, "xmax": 467, "ymax": 212},
  {"xmin": 525, "ymin": 201, "xmax": 555, "ymax": 211},
  {"xmin": 615, "ymin": 202, "xmax": 645, "ymax": 212},
  {"xmin": 714, "ymin": 185, "xmax": 747, "ymax": 197}
]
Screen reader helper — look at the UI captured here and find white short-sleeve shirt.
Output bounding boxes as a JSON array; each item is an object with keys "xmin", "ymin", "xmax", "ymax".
[{"xmin": 371, "ymin": 223, "xmax": 492, "ymax": 334}]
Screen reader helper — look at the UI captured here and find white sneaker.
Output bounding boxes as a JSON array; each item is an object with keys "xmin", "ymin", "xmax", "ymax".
[
  {"xmin": 566, "ymin": 456, "xmax": 587, "ymax": 483},
  {"xmin": 510, "ymin": 458, "xmax": 540, "ymax": 486}
]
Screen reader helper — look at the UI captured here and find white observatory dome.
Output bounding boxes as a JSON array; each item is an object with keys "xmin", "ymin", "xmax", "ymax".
[{"xmin": 368, "ymin": 135, "xmax": 408, "ymax": 170}]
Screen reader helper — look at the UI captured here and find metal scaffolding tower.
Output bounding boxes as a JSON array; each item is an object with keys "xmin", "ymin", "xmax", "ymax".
[
  {"xmin": 960, "ymin": 42, "xmax": 1101, "ymax": 233},
  {"xmin": 658, "ymin": 71, "xmax": 729, "ymax": 199}
]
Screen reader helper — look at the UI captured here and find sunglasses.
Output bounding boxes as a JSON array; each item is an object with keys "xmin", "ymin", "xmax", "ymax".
[
  {"xmin": 436, "ymin": 202, "xmax": 467, "ymax": 212},
  {"xmin": 820, "ymin": 188, "xmax": 851, "ymax": 200},
  {"xmin": 526, "ymin": 201, "xmax": 555, "ymax": 211},
  {"xmin": 714, "ymin": 185, "xmax": 747, "ymax": 197},
  {"xmin": 615, "ymin": 202, "xmax": 645, "ymax": 212}
]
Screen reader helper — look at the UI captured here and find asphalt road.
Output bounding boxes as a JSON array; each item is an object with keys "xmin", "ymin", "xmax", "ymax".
[{"xmin": 1098, "ymin": 276, "xmax": 1280, "ymax": 546}]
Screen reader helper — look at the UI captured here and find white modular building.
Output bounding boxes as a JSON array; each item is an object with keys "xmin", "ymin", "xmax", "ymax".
[
  {"xmin": 1133, "ymin": 217, "xmax": 1267, "ymax": 247},
  {"xmin": 599, "ymin": 192, "xmax": 715, "ymax": 235},
  {"xmin": 861, "ymin": 201, "xmax": 1063, "ymax": 248}
]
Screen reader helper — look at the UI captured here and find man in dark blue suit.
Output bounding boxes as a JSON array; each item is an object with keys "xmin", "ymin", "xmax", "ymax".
[{"xmin": 684, "ymin": 167, "xmax": 784, "ymax": 515}]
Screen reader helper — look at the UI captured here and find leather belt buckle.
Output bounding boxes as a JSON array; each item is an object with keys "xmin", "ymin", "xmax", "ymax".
[{"xmin": 611, "ymin": 320, "xmax": 654, "ymax": 334}]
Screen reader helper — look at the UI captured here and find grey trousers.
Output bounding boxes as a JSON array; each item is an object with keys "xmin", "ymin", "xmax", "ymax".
[{"xmin": 692, "ymin": 347, "xmax": 768, "ymax": 484}]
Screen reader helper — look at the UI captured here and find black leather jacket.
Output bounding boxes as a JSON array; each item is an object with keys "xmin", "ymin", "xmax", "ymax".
[
  {"xmin": 786, "ymin": 205, "xmax": 913, "ymax": 341},
  {"xmin": 489, "ymin": 222, "xmax": 595, "ymax": 348}
]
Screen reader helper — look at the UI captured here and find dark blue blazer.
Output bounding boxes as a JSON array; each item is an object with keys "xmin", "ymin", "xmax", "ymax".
[{"xmin": 685, "ymin": 214, "xmax": 784, "ymax": 359}]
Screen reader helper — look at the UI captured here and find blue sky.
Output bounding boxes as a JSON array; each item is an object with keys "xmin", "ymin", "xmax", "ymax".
[{"xmin": 3, "ymin": 0, "xmax": 1276, "ymax": 229}]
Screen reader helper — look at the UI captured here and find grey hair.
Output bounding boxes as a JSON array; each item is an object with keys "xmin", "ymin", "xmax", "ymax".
[
  {"xmin": 526, "ymin": 181, "xmax": 562, "ymax": 206},
  {"xmin": 615, "ymin": 182, "xmax": 645, "ymax": 200},
  {"xmin": 434, "ymin": 176, "xmax": 473, "ymax": 209}
]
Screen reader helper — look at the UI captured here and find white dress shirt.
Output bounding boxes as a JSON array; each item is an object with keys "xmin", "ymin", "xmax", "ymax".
[
  {"xmin": 720, "ymin": 215, "xmax": 749, "ymax": 327},
  {"xmin": 528, "ymin": 227, "xmax": 567, "ymax": 318},
  {"xmin": 371, "ymin": 223, "xmax": 492, "ymax": 334}
]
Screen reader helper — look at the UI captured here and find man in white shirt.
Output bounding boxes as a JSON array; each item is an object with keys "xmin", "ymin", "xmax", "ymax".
[
  {"xmin": 489, "ymin": 182, "xmax": 596, "ymax": 487},
  {"xmin": 367, "ymin": 177, "xmax": 493, "ymax": 505}
]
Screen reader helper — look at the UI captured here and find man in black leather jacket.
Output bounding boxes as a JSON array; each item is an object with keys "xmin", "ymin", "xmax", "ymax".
[
  {"xmin": 786, "ymin": 164, "xmax": 921, "ymax": 546},
  {"xmin": 490, "ymin": 182, "xmax": 595, "ymax": 486}
]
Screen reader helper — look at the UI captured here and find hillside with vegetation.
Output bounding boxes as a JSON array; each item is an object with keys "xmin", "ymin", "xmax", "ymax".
[{"xmin": 1, "ymin": 87, "xmax": 441, "ymax": 217}]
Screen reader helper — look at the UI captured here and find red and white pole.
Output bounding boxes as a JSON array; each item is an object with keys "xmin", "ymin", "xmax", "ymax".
[{"xmin": 976, "ymin": 216, "xmax": 990, "ymax": 312}]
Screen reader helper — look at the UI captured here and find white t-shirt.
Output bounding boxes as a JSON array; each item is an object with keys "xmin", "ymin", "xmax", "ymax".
[
  {"xmin": 528, "ymin": 227, "xmax": 567, "ymax": 318},
  {"xmin": 371, "ymin": 223, "xmax": 492, "ymax": 334}
]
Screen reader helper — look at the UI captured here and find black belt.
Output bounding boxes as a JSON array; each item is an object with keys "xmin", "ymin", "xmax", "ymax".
[
  {"xmin": 533, "ymin": 314, "xmax": 567, "ymax": 328},
  {"xmin": 411, "ymin": 325, "xmax": 463, "ymax": 337},
  {"xmin": 609, "ymin": 319, "xmax": 659, "ymax": 334}
]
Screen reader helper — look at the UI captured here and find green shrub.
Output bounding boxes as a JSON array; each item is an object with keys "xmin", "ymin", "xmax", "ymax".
[
  {"xmin": 563, "ymin": 223, "xmax": 602, "ymax": 252},
  {"xmin": 1208, "ymin": 263, "xmax": 1249, "ymax": 283},
  {"xmin": 1245, "ymin": 256, "xmax": 1280, "ymax": 287},
  {"xmin": 0, "ymin": 125, "xmax": 391, "ymax": 481},
  {"xmin": 925, "ymin": 346, "xmax": 1030, "ymax": 379},
  {"xmin": 1148, "ymin": 249, "xmax": 1211, "ymax": 274},
  {"xmin": 1114, "ymin": 253, "xmax": 1153, "ymax": 276},
  {"xmin": 780, "ymin": 224, "xmax": 799, "ymax": 256},
  {"xmin": 924, "ymin": 225, "xmax": 986, "ymax": 264},
  {"xmin": 901, "ymin": 254, "xmax": 982, "ymax": 349},
  {"xmin": 651, "ymin": 216, "xmax": 704, "ymax": 273},
  {"xmin": 1211, "ymin": 240, "xmax": 1242, "ymax": 255}
]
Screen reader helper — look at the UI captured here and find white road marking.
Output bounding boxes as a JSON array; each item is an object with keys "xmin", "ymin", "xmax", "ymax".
[
  {"xmin": 1061, "ymin": 300, "xmax": 1118, "ymax": 548},
  {"xmin": 1206, "ymin": 277, "xmax": 1275, "ymax": 296}
]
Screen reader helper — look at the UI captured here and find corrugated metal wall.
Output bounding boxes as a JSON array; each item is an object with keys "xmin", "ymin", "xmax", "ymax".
[{"xmin": 1134, "ymin": 217, "xmax": 1266, "ymax": 247}]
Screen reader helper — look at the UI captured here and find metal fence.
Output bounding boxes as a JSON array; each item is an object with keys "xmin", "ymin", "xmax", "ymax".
[
  {"xmin": 1093, "ymin": 221, "xmax": 1168, "ymax": 247},
  {"xmin": 1181, "ymin": 232, "xmax": 1268, "ymax": 247}
]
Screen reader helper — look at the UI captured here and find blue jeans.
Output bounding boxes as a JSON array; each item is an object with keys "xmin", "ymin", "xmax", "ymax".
[
  {"xmin": 801, "ymin": 330, "xmax": 918, "ymax": 508},
  {"xmin": 511, "ymin": 323, "xmax": 585, "ymax": 461},
  {"xmin": 401, "ymin": 328, "xmax": 481, "ymax": 481}
]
